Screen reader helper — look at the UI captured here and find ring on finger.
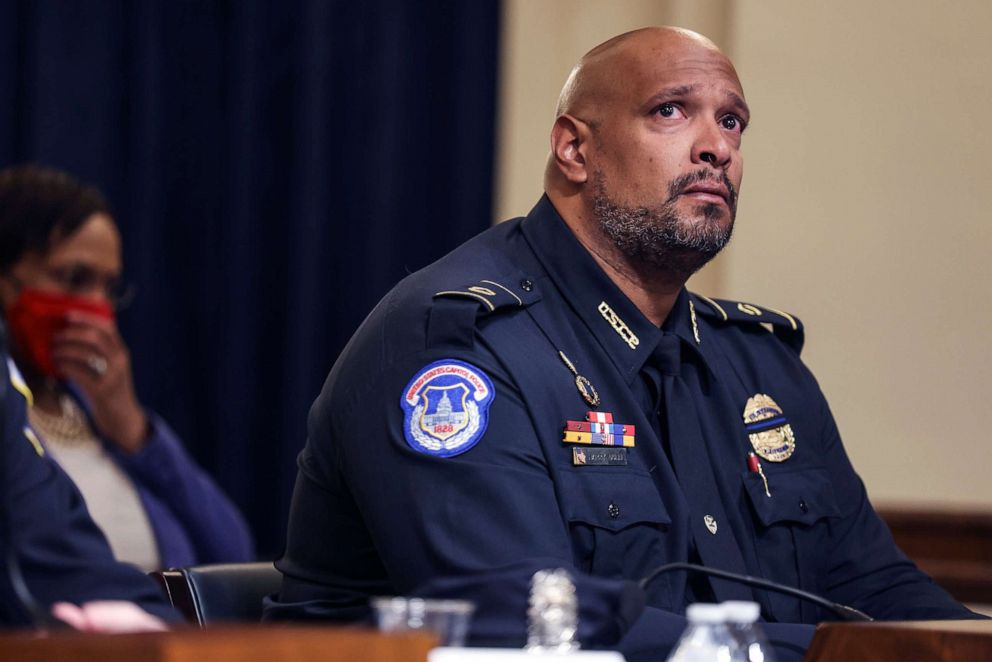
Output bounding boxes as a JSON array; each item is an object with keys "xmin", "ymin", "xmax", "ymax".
[{"xmin": 86, "ymin": 355, "xmax": 108, "ymax": 377}]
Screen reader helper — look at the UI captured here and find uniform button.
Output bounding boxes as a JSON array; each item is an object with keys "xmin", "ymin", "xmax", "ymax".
[
  {"xmin": 607, "ymin": 502, "xmax": 620, "ymax": 519},
  {"xmin": 799, "ymin": 498, "xmax": 809, "ymax": 514},
  {"xmin": 520, "ymin": 278, "xmax": 533, "ymax": 292},
  {"xmin": 704, "ymin": 515, "xmax": 718, "ymax": 534}
]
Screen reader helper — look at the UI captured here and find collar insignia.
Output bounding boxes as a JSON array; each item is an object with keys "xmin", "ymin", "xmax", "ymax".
[
  {"xmin": 689, "ymin": 299, "xmax": 701, "ymax": 344},
  {"xmin": 597, "ymin": 302, "xmax": 639, "ymax": 349}
]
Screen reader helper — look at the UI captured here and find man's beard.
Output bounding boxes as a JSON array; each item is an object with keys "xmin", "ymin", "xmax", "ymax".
[{"xmin": 593, "ymin": 168, "xmax": 737, "ymax": 278}]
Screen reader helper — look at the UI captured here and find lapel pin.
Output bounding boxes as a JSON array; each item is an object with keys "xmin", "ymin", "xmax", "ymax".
[{"xmin": 558, "ymin": 350, "xmax": 600, "ymax": 407}]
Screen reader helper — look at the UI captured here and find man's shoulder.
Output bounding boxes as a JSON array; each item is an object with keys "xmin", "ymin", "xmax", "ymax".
[
  {"xmin": 381, "ymin": 217, "xmax": 534, "ymax": 315},
  {"xmin": 689, "ymin": 292, "xmax": 805, "ymax": 355},
  {"xmin": 329, "ymin": 219, "xmax": 538, "ymax": 382}
]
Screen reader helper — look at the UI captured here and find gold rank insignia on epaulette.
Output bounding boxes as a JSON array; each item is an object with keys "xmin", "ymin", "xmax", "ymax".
[
  {"xmin": 428, "ymin": 277, "xmax": 540, "ymax": 349},
  {"xmin": 690, "ymin": 293, "xmax": 805, "ymax": 354},
  {"xmin": 434, "ymin": 277, "xmax": 539, "ymax": 313}
]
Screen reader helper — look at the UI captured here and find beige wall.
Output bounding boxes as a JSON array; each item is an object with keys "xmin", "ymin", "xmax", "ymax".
[{"xmin": 496, "ymin": 0, "xmax": 992, "ymax": 507}]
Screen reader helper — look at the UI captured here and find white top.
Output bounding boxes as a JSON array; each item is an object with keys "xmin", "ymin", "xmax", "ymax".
[{"xmin": 30, "ymin": 398, "xmax": 161, "ymax": 572}]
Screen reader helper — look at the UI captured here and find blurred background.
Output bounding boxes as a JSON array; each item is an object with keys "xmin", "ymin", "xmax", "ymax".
[{"xmin": 1, "ymin": 0, "xmax": 989, "ymax": 565}]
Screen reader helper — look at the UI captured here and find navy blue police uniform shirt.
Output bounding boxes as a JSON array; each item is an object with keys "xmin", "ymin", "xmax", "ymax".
[
  {"xmin": 0, "ymin": 355, "xmax": 178, "ymax": 626},
  {"xmin": 265, "ymin": 196, "xmax": 976, "ymax": 657}
]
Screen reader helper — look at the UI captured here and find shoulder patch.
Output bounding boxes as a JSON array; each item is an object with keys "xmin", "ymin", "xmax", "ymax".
[
  {"xmin": 400, "ymin": 359, "xmax": 495, "ymax": 457},
  {"xmin": 691, "ymin": 293, "xmax": 805, "ymax": 354}
]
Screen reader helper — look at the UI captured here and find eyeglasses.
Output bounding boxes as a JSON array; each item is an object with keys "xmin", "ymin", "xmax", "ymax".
[{"xmin": 41, "ymin": 264, "xmax": 137, "ymax": 310}]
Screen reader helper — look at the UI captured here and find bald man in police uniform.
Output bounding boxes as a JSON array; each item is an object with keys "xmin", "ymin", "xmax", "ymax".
[
  {"xmin": 0, "ymin": 343, "xmax": 176, "ymax": 629},
  {"xmin": 266, "ymin": 27, "xmax": 978, "ymax": 658}
]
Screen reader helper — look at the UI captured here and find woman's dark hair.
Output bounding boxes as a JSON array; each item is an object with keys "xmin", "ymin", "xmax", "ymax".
[{"xmin": 0, "ymin": 165, "xmax": 111, "ymax": 273}]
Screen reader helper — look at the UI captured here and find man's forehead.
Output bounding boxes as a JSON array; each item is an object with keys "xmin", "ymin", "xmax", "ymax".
[
  {"xmin": 561, "ymin": 30, "xmax": 745, "ymax": 118},
  {"xmin": 624, "ymin": 44, "xmax": 744, "ymax": 101}
]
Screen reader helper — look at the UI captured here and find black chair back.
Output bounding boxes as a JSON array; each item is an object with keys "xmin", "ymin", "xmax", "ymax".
[{"xmin": 151, "ymin": 562, "xmax": 281, "ymax": 626}]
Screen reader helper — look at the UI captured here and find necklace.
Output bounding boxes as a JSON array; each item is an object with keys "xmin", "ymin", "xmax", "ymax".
[{"xmin": 28, "ymin": 395, "xmax": 94, "ymax": 446}]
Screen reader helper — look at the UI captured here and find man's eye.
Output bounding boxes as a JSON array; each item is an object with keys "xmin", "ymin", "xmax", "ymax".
[
  {"xmin": 721, "ymin": 115, "xmax": 745, "ymax": 132},
  {"xmin": 656, "ymin": 103, "xmax": 683, "ymax": 118}
]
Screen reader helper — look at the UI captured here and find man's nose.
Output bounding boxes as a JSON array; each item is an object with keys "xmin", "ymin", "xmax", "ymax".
[{"xmin": 691, "ymin": 122, "xmax": 732, "ymax": 169}]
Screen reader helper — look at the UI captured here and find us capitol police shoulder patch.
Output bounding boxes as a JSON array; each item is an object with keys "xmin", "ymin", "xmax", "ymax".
[{"xmin": 400, "ymin": 359, "xmax": 495, "ymax": 458}]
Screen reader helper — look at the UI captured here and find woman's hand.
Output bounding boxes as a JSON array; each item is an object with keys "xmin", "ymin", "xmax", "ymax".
[
  {"xmin": 51, "ymin": 601, "xmax": 170, "ymax": 633},
  {"xmin": 51, "ymin": 311, "xmax": 149, "ymax": 453}
]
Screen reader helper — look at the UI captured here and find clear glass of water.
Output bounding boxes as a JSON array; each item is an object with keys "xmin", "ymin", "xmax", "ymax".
[{"xmin": 371, "ymin": 597, "xmax": 475, "ymax": 647}]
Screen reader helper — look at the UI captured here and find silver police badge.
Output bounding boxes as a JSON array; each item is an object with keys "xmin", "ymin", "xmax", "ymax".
[{"xmin": 742, "ymin": 394, "xmax": 795, "ymax": 462}]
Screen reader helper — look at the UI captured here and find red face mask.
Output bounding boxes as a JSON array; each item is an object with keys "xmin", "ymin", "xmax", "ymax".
[{"xmin": 5, "ymin": 288, "xmax": 114, "ymax": 379}]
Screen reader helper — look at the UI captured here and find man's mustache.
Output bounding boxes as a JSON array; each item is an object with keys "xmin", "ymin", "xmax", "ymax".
[{"xmin": 668, "ymin": 169, "xmax": 738, "ymax": 210}]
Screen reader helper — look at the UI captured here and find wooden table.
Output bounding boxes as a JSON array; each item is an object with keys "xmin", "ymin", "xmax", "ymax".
[
  {"xmin": 0, "ymin": 625, "xmax": 437, "ymax": 662},
  {"xmin": 805, "ymin": 619, "xmax": 992, "ymax": 661}
]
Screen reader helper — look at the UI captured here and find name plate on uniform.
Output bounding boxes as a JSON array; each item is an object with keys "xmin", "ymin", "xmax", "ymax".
[{"xmin": 572, "ymin": 447, "xmax": 628, "ymax": 466}]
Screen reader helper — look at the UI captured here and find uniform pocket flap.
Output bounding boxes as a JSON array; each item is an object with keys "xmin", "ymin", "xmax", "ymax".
[
  {"xmin": 742, "ymin": 466, "xmax": 840, "ymax": 527},
  {"xmin": 558, "ymin": 469, "xmax": 671, "ymax": 531}
]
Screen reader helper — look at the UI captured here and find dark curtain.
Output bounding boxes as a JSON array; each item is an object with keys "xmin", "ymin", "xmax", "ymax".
[{"xmin": 0, "ymin": 0, "xmax": 501, "ymax": 557}]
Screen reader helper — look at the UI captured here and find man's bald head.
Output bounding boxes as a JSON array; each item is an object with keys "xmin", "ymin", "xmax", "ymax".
[
  {"xmin": 553, "ymin": 27, "xmax": 729, "ymax": 124},
  {"xmin": 544, "ymin": 26, "xmax": 748, "ymax": 287}
]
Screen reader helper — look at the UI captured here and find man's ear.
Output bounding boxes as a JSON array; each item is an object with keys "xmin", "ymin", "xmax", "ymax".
[{"xmin": 550, "ymin": 114, "xmax": 591, "ymax": 184}]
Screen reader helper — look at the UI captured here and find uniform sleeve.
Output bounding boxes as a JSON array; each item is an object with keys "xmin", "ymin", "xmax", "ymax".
[
  {"xmin": 269, "ymin": 345, "xmax": 646, "ymax": 647},
  {"xmin": 114, "ymin": 411, "xmax": 254, "ymax": 564},
  {"xmin": 0, "ymin": 364, "xmax": 179, "ymax": 625},
  {"xmin": 814, "ymin": 395, "xmax": 979, "ymax": 620}
]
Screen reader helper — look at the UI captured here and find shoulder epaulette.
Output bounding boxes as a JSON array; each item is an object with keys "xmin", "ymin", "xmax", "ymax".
[
  {"xmin": 690, "ymin": 293, "xmax": 805, "ymax": 354},
  {"xmin": 428, "ymin": 277, "xmax": 540, "ymax": 349},
  {"xmin": 434, "ymin": 277, "xmax": 540, "ymax": 313}
]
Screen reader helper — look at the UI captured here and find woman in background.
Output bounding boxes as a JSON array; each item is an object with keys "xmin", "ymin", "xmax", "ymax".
[{"xmin": 0, "ymin": 165, "xmax": 253, "ymax": 571}]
